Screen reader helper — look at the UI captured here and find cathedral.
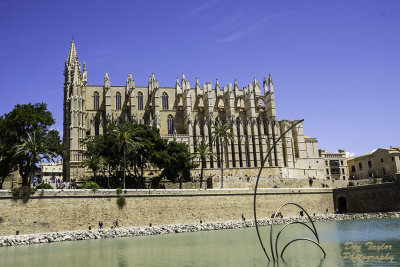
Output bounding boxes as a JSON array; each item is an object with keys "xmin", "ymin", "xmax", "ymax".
[{"xmin": 63, "ymin": 41, "xmax": 345, "ymax": 182}]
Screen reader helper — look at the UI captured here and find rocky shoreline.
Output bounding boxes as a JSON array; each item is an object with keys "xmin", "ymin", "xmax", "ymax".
[{"xmin": 1, "ymin": 212, "xmax": 399, "ymax": 247}]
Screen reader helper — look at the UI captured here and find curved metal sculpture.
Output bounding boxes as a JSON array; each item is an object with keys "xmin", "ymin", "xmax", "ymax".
[{"xmin": 253, "ymin": 119, "xmax": 326, "ymax": 262}]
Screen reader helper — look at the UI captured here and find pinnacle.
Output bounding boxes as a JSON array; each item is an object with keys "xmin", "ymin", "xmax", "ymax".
[{"xmin": 67, "ymin": 40, "xmax": 78, "ymax": 65}]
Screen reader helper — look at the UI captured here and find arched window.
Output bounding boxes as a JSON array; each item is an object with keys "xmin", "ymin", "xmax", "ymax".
[
  {"xmin": 167, "ymin": 115, "xmax": 174, "ymax": 134},
  {"xmin": 162, "ymin": 92, "xmax": 168, "ymax": 110},
  {"xmin": 93, "ymin": 92, "xmax": 99, "ymax": 110},
  {"xmin": 116, "ymin": 92, "xmax": 121, "ymax": 111},
  {"xmin": 137, "ymin": 92, "xmax": 143, "ymax": 110}
]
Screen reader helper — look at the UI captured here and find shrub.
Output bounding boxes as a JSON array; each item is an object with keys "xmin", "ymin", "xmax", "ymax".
[
  {"xmin": 116, "ymin": 188, "xmax": 122, "ymax": 195},
  {"xmin": 11, "ymin": 186, "xmax": 35, "ymax": 203},
  {"xmin": 80, "ymin": 181, "xmax": 100, "ymax": 190},
  {"xmin": 117, "ymin": 196, "xmax": 127, "ymax": 209},
  {"xmin": 36, "ymin": 183, "xmax": 53, "ymax": 189},
  {"xmin": 348, "ymin": 181, "xmax": 354, "ymax": 187},
  {"xmin": 372, "ymin": 178, "xmax": 378, "ymax": 184}
]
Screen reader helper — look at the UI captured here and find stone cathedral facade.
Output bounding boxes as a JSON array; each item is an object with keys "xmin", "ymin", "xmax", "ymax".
[{"xmin": 64, "ymin": 41, "xmax": 342, "ymax": 182}]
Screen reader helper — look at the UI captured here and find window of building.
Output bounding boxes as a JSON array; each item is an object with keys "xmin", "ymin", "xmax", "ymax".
[
  {"xmin": 343, "ymin": 176, "xmax": 346, "ymax": 180},
  {"xmin": 340, "ymin": 160, "xmax": 344, "ymax": 166},
  {"xmin": 351, "ymin": 166, "xmax": 355, "ymax": 172},
  {"xmin": 368, "ymin": 160, "xmax": 372, "ymax": 168},
  {"xmin": 331, "ymin": 168, "xmax": 340, "ymax": 174},
  {"xmin": 326, "ymin": 169, "xmax": 329, "ymax": 175},
  {"xmin": 342, "ymin": 168, "xmax": 345, "ymax": 174},
  {"xmin": 116, "ymin": 92, "xmax": 121, "ymax": 111},
  {"xmin": 137, "ymin": 92, "xmax": 143, "ymax": 110},
  {"xmin": 359, "ymin": 162, "xmax": 362, "ymax": 170},
  {"xmin": 381, "ymin": 158, "xmax": 383, "ymax": 163},
  {"xmin": 167, "ymin": 115, "xmax": 174, "ymax": 134},
  {"xmin": 162, "ymin": 92, "xmax": 169, "ymax": 110},
  {"xmin": 93, "ymin": 92, "xmax": 99, "ymax": 110},
  {"xmin": 383, "ymin": 167, "xmax": 386, "ymax": 176},
  {"xmin": 392, "ymin": 157, "xmax": 394, "ymax": 161},
  {"xmin": 325, "ymin": 160, "xmax": 328, "ymax": 166},
  {"xmin": 330, "ymin": 160, "xmax": 339, "ymax": 167}
]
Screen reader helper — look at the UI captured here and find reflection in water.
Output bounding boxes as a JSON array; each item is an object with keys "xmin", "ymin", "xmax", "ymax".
[{"xmin": 0, "ymin": 218, "xmax": 399, "ymax": 267}]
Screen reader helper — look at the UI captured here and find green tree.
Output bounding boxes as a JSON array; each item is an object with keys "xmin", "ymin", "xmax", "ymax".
[
  {"xmin": 126, "ymin": 124, "xmax": 167, "ymax": 188},
  {"xmin": 212, "ymin": 121, "xmax": 234, "ymax": 189},
  {"xmin": 81, "ymin": 154, "xmax": 103, "ymax": 184},
  {"xmin": 13, "ymin": 129, "xmax": 57, "ymax": 185},
  {"xmin": 193, "ymin": 141, "xmax": 215, "ymax": 189},
  {"xmin": 0, "ymin": 103, "xmax": 61, "ymax": 187},
  {"xmin": 153, "ymin": 141, "xmax": 196, "ymax": 189},
  {"xmin": 110, "ymin": 123, "xmax": 142, "ymax": 189}
]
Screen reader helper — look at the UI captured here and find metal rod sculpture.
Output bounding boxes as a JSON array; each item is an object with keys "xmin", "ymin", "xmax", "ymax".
[{"xmin": 253, "ymin": 119, "xmax": 326, "ymax": 262}]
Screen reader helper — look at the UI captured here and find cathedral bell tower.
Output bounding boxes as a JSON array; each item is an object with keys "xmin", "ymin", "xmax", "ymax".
[{"xmin": 63, "ymin": 40, "xmax": 87, "ymax": 181}]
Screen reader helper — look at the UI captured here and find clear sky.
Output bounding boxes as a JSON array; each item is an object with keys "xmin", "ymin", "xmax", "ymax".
[{"xmin": 0, "ymin": 0, "xmax": 399, "ymax": 156}]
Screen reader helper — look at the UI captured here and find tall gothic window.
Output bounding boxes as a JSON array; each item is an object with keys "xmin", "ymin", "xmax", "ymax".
[
  {"xmin": 93, "ymin": 92, "xmax": 99, "ymax": 110},
  {"xmin": 137, "ymin": 92, "xmax": 143, "ymax": 110},
  {"xmin": 167, "ymin": 115, "xmax": 174, "ymax": 134},
  {"xmin": 162, "ymin": 92, "xmax": 168, "ymax": 110},
  {"xmin": 116, "ymin": 92, "xmax": 121, "ymax": 111}
]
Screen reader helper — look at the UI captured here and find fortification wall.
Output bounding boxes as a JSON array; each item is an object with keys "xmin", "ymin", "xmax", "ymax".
[
  {"xmin": 0, "ymin": 188, "xmax": 333, "ymax": 236},
  {"xmin": 333, "ymin": 183, "xmax": 400, "ymax": 213}
]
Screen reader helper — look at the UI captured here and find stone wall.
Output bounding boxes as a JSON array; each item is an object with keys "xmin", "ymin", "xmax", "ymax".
[
  {"xmin": 165, "ymin": 176, "xmax": 375, "ymax": 189},
  {"xmin": 333, "ymin": 183, "xmax": 400, "ymax": 213},
  {"xmin": 0, "ymin": 188, "xmax": 333, "ymax": 236}
]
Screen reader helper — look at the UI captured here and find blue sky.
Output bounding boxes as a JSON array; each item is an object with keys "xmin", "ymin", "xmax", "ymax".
[{"xmin": 0, "ymin": 0, "xmax": 399, "ymax": 156}]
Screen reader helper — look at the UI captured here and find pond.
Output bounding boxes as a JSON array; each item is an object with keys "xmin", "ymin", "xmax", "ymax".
[{"xmin": 1, "ymin": 218, "xmax": 399, "ymax": 266}]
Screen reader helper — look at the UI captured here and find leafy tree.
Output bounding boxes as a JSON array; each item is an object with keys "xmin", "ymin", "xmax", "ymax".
[
  {"xmin": 0, "ymin": 103, "xmax": 61, "ymax": 187},
  {"xmin": 13, "ymin": 129, "xmax": 57, "ymax": 185},
  {"xmin": 212, "ymin": 121, "xmax": 234, "ymax": 189},
  {"xmin": 126, "ymin": 124, "xmax": 167, "ymax": 188},
  {"xmin": 110, "ymin": 123, "xmax": 142, "ymax": 189},
  {"xmin": 153, "ymin": 141, "xmax": 196, "ymax": 189},
  {"xmin": 193, "ymin": 141, "xmax": 215, "ymax": 189},
  {"xmin": 82, "ymin": 123, "xmax": 166, "ymax": 189},
  {"xmin": 81, "ymin": 154, "xmax": 103, "ymax": 184}
]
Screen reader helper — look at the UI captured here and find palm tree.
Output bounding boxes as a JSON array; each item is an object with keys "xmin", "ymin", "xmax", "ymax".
[
  {"xmin": 81, "ymin": 154, "xmax": 103, "ymax": 184},
  {"xmin": 14, "ymin": 129, "xmax": 56, "ymax": 186},
  {"xmin": 193, "ymin": 141, "xmax": 215, "ymax": 189},
  {"xmin": 111, "ymin": 123, "xmax": 142, "ymax": 189},
  {"xmin": 212, "ymin": 121, "xmax": 234, "ymax": 189}
]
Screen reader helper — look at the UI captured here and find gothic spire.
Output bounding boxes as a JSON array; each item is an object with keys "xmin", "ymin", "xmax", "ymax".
[{"xmin": 67, "ymin": 40, "xmax": 78, "ymax": 65}]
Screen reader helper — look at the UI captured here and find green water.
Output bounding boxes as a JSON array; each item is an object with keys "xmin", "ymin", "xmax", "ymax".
[{"xmin": 1, "ymin": 218, "xmax": 400, "ymax": 267}]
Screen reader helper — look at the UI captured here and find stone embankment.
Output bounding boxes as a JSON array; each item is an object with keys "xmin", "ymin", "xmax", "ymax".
[{"xmin": 1, "ymin": 212, "xmax": 399, "ymax": 247}]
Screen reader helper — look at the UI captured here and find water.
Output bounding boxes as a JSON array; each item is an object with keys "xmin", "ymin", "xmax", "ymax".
[{"xmin": 1, "ymin": 218, "xmax": 400, "ymax": 267}]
